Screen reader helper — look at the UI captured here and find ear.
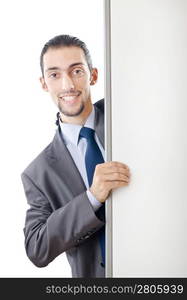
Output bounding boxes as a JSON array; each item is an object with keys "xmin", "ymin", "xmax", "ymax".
[
  {"xmin": 90, "ymin": 68, "xmax": 98, "ymax": 86},
  {"xmin": 39, "ymin": 77, "xmax": 48, "ymax": 92}
]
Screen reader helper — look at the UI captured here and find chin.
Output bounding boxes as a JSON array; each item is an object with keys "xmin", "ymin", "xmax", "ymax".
[{"xmin": 59, "ymin": 103, "xmax": 85, "ymax": 117}]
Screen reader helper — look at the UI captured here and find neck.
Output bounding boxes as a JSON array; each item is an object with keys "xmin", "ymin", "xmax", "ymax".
[{"xmin": 60, "ymin": 102, "xmax": 93, "ymax": 125}]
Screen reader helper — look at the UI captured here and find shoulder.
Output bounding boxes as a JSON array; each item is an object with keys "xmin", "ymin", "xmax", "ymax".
[
  {"xmin": 21, "ymin": 142, "xmax": 53, "ymax": 180},
  {"xmin": 21, "ymin": 128, "xmax": 60, "ymax": 180}
]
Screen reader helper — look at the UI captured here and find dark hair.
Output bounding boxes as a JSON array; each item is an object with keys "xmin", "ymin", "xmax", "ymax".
[{"xmin": 40, "ymin": 34, "xmax": 93, "ymax": 76}]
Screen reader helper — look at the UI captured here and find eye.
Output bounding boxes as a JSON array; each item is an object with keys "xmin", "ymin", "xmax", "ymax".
[
  {"xmin": 49, "ymin": 73, "xmax": 59, "ymax": 78},
  {"xmin": 72, "ymin": 68, "xmax": 84, "ymax": 77},
  {"xmin": 50, "ymin": 73, "xmax": 56, "ymax": 77}
]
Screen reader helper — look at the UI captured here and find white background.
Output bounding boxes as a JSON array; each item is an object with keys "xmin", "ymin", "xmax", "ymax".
[
  {"xmin": 0, "ymin": 0, "xmax": 104, "ymax": 277},
  {"xmin": 111, "ymin": 0, "xmax": 187, "ymax": 277}
]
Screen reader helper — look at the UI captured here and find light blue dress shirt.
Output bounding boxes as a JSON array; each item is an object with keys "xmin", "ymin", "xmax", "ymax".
[{"xmin": 59, "ymin": 106, "xmax": 105, "ymax": 211}]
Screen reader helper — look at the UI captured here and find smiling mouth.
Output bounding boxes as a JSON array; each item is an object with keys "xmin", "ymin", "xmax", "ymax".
[{"xmin": 59, "ymin": 92, "xmax": 81, "ymax": 102}]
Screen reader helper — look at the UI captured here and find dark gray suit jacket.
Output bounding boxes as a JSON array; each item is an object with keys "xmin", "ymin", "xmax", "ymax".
[{"xmin": 21, "ymin": 99, "xmax": 105, "ymax": 278}]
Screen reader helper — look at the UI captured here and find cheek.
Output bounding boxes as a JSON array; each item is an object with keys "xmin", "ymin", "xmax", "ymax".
[
  {"xmin": 78, "ymin": 80, "xmax": 91, "ymax": 94},
  {"xmin": 75, "ymin": 76, "xmax": 90, "ymax": 88},
  {"xmin": 46, "ymin": 82, "xmax": 59, "ymax": 94}
]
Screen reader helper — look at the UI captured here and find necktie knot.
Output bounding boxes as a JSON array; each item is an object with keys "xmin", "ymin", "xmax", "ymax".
[{"xmin": 79, "ymin": 127, "xmax": 95, "ymax": 141}]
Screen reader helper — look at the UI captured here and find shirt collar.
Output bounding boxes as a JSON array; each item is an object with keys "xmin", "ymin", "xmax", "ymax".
[{"xmin": 59, "ymin": 106, "xmax": 95, "ymax": 146}]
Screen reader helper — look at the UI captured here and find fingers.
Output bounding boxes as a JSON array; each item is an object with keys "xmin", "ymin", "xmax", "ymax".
[
  {"xmin": 91, "ymin": 161, "xmax": 131, "ymax": 203},
  {"xmin": 96, "ymin": 161, "xmax": 130, "ymax": 176},
  {"xmin": 100, "ymin": 173, "xmax": 130, "ymax": 183},
  {"xmin": 113, "ymin": 181, "xmax": 129, "ymax": 189},
  {"xmin": 101, "ymin": 161, "xmax": 129, "ymax": 170},
  {"xmin": 102, "ymin": 167, "xmax": 130, "ymax": 176},
  {"xmin": 106, "ymin": 180, "xmax": 129, "ymax": 190}
]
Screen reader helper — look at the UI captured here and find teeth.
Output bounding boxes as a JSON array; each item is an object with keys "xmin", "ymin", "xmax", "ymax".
[{"xmin": 62, "ymin": 96, "xmax": 78, "ymax": 101}]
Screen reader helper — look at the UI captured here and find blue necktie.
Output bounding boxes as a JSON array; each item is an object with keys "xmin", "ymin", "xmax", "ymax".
[{"xmin": 79, "ymin": 127, "xmax": 105, "ymax": 267}]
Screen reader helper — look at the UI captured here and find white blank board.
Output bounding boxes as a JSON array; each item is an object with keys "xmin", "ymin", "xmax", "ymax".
[{"xmin": 110, "ymin": 0, "xmax": 187, "ymax": 277}]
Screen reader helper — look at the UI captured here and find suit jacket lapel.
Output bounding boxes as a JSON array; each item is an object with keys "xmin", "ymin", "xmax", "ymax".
[
  {"xmin": 46, "ymin": 127, "xmax": 86, "ymax": 197},
  {"xmin": 94, "ymin": 104, "xmax": 105, "ymax": 149},
  {"xmin": 46, "ymin": 103, "xmax": 105, "ymax": 197}
]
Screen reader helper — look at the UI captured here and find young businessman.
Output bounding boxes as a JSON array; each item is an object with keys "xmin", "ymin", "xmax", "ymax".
[{"xmin": 21, "ymin": 35, "xmax": 130, "ymax": 277}]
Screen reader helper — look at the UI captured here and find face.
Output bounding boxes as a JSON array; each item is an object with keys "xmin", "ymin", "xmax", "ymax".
[{"xmin": 40, "ymin": 46, "xmax": 98, "ymax": 124}]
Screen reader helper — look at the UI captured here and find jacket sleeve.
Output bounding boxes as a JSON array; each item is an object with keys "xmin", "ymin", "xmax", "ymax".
[{"xmin": 21, "ymin": 172, "xmax": 105, "ymax": 267}]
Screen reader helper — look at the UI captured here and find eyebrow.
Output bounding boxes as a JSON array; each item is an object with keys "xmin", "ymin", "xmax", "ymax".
[{"xmin": 45, "ymin": 62, "xmax": 85, "ymax": 73}]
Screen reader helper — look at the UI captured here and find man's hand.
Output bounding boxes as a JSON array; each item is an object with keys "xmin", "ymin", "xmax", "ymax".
[{"xmin": 90, "ymin": 161, "xmax": 130, "ymax": 203}]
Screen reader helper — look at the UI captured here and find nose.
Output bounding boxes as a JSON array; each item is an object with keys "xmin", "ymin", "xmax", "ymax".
[{"xmin": 61, "ymin": 73, "xmax": 75, "ymax": 91}]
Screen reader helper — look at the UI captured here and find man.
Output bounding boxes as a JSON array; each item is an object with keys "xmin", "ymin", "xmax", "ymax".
[{"xmin": 21, "ymin": 35, "xmax": 130, "ymax": 277}]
